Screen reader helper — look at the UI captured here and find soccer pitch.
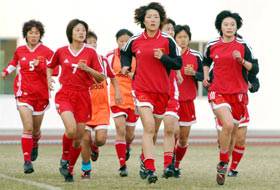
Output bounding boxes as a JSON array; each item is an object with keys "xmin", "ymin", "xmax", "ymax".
[{"xmin": 0, "ymin": 144, "xmax": 279, "ymax": 190}]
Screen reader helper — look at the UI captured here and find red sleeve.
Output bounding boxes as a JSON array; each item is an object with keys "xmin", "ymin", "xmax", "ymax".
[
  {"xmin": 90, "ymin": 49, "xmax": 104, "ymax": 73},
  {"xmin": 47, "ymin": 49, "xmax": 60, "ymax": 69},
  {"xmin": 104, "ymin": 57, "xmax": 115, "ymax": 78},
  {"xmin": 35, "ymin": 48, "xmax": 54, "ymax": 72},
  {"xmin": 3, "ymin": 49, "xmax": 18, "ymax": 75}
]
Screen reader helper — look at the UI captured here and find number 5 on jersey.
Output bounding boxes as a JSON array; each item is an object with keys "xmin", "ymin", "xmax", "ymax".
[{"xmin": 29, "ymin": 61, "xmax": 35, "ymax": 71}]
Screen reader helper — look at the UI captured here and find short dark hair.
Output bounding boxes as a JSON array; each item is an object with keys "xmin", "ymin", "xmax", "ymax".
[
  {"xmin": 22, "ymin": 20, "xmax": 45, "ymax": 42},
  {"xmin": 66, "ymin": 19, "xmax": 88, "ymax": 43},
  {"xmin": 134, "ymin": 2, "xmax": 166, "ymax": 29},
  {"xmin": 174, "ymin": 25, "xmax": 192, "ymax": 40},
  {"xmin": 115, "ymin": 29, "xmax": 133, "ymax": 40},
  {"xmin": 87, "ymin": 30, "xmax": 98, "ymax": 41},
  {"xmin": 215, "ymin": 10, "xmax": 243, "ymax": 36},
  {"xmin": 162, "ymin": 18, "xmax": 176, "ymax": 28}
]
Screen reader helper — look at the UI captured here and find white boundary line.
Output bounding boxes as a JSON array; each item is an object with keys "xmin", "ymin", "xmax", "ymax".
[{"xmin": 0, "ymin": 173, "xmax": 61, "ymax": 190}]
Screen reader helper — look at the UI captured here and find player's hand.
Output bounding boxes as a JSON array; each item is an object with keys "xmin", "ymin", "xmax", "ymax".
[
  {"xmin": 115, "ymin": 91, "xmax": 123, "ymax": 105},
  {"xmin": 32, "ymin": 59, "xmax": 40, "ymax": 67},
  {"xmin": 203, "ymin": 77, "xmax": 211, "ymax": 88},
  {"xmin": 248, "ymin": 82, "xmax": 252, "ymax": 89},
  {"xmin": 153, "ymin": 48, "xmax": 164, "ymax": 59},
  {"xmin": 232, "ymin": 50, "xmax": 243, "ymax": 64},
  {"xmin": 184, "ymin": 65, "xmax": 196, "ymax": 76},
  {"xmin": 127, "ymin": 72, "xmax": 134, "ymax": 79},
  {"xmin": 78, "ymin": 62, "xmax": 88, "ymax": 71},
  {"xmin": 121, "ymin": 66, "xmax": 130, "ymax": 75},
  {"xmin": 1, "ymin": 72, "xmax": 7, "ymax": 79},
  {"xmin": 176, "ymin": 71, "xmax": 184, "ymax": 85},
  {"xmin": 47, "ymin": 77, "xmax": 55, "ymax": 91}
]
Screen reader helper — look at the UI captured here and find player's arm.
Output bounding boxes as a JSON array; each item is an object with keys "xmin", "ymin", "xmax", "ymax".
[
  {"xmin": 120, "ymin": 38, "xmax": 134, "ymax": 75},
  {"xmin": 46, "ymin": 50, "xmax": 60, "ymax": 90},
  {"xmin": 81, "ymin": 51, "xmax": 105, "ymax": 83},
  {"xmin": 78, "ymin": 62, "xmax": 105, "ymax": 83},
  {"xmin": 1, "ymin": 50, "xmax": 19, "ymax": 79},
  {"xmin": 233, "ymin": 43, "xmax": 259, "ymax": 74},
  {"xmin": 158, "ymin": 38, "xmax": 182, "ymax": 70},
  {"xmin": 194, "ymin": 54, "xmax": 204, "ymax": 81},
  {"xmin": 202, "ymin": 45, "xmax": 212, "ymax": 87},
  {"xmin": 110, "ymin": 78, "xmax": 123, "ymax": 105}
]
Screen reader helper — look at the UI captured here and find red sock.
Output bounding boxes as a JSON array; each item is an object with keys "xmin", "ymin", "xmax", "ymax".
[
  {"xmin": 230, "ymin": 146, "xmax": 245, "ymax": 170},
  {"xmin": 220, "ymin": 149, "xmax": 229, "ymax": 163},
  {"xmin": 115, "ymin": 141, "xmax": 126, "ymax": 167},
  {"xmin": 62, "ymin": 133, "xmax": 72, "ymax": 161},
  {"xmin": 21, "ymin": 132, "xmax": 33, "ymax": 161},
  {"xmin": 164, "ymin": 152, "xmax": 173, "ymax": 169},
  {"xmin": 174, "ymin": 144, "xmax": 188, "ymax": 168},
  {"xmin": 68, "ymin": 145, "xmax": 81, "ymax": 174},
  {"xmin": 144, "ymin": 158, "xmax": 155, "ymax": 171},
  {"xmin": 32, "ymin": 132, "xmax": 41, "ymax": 148},
  {"xmin": 91, "ymin": 142, "xmax": 99, "ymax": 153},
  {"xmin": 140, "ymin": 151, "xmax": 145, "ymax": 161}
]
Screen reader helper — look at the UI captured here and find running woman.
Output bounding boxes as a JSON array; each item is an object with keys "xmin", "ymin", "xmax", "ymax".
[
  {"xmin": 107, "ymin": 29, "xmax": 139, "ymax": 177},
  {"xmin": 203, "ymin": 10, "xmax": 259, "ymax": 185},
  {"xmin": 121, "ymin": 2, "xmax": 182, "ymax": 183},
  {"xmin": 47, "ymin": 19, "xmax": 105, "ymax": 182},
  {"xmin": 1, "ymin": 20, "xmax": 53, "ymax": 174},
  {"xmin": 80, "ymin": 30, "xmax": 122, "ymax": 179},
  {"xmin": 172, "ymin": 24, "xmax": 204, "ymax": 178}
]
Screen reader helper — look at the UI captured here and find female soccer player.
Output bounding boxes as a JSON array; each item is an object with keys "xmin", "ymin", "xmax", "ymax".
[
  {"xmin": 80, "ymin": 30, "xmax": 122, "ymax": 179},
  {"xmin": 121, "ymin": 2, "xmax": 182, "ymax": 183},
  {"xmin": 203, "ymin": 10, "xmax": 259, "ymax": 185},
  {"xmin": 160, "ymin": 18, "xmax": 181, "ymax": 178},
  {"xmin": 172, "ymin": 24, "xmax": 203, "ymax": 178},
  {"xmin": 1, "ymin": 20, "xmax": 53, "ymax": 174},
  {"xmin": 217, "ymin": 69, "xmax": 260, "ymax": 177},
  {"xmin": 47, "ymin": 19, "xmax": 105, "ymax": 182},
  {"xmin": 107, "ymin": 29, "xmax": 138, "ymax": 177}
]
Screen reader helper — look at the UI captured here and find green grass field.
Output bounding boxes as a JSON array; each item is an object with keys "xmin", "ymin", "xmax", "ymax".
[{"xmin": 0, "ymin": 144, "xmax": 279, "ymax": 190}]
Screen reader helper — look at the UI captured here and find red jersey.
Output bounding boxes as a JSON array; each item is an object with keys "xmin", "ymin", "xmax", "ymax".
[
  {"xmin": 47, "ymin": 44, "xmax": 103, "ymax": 91},
  {"xmin": 168, "ymin": 70, "xmax": 179, "ymax": 101},
  {"xmin": 121, "ymin": 30, "xmax": 182, "ymax": 94},
  {"xmin": 178, "ymin": 49, "xmax": 203, "ymax": 101},
  {"xmin": 3, "ymin": 43, "xmax": 53, "ymax": 99},
  {"xmin": 203, "ymin": 37, "xmax": 257, "ymax": 94}
]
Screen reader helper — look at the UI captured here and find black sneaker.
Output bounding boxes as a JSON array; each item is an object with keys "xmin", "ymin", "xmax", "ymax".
[
  {"xmin": 147, "ymin": 170, "xmax": 158, "ymax": 184},
  {"xmin": 59, "ymin": 159, "xmax": 69, "ymax": 176},
  {"xmin": 173, "ymin": 168, "xmax": 181, "ymax": 178},
  {"xmin": 119, "ymin": 165, "xmax": 128, "ymax": 177},
  {"xmin": 31, "ymin": 147, "xmax": 38, "ymax": 161},
  {"xmin": 125, "ymin": 147, "xmax": 131, "ymax": 161},
  {"xmin": 228, "ymin": 169, "xmax": 238, "ymax": 177},
  {"xmin": 216, "ymin": 162, "xmax": 228, "ymax": 185},
  {"xmin": 24, "ymin": 161, "xmax": 34, "ymax": 174},
  {"xmin": 139, "ymin": 157, "xmax": 147, "ymax": 179},
  {"xmin": 162, "ymin": 164, "xmax": 174, "ymax": 178},
  {"xmin": 64, "ymin": 173, "xmax": 74, "ymax": 182},
  {"xmin": 91, "ymin": 150, "xmax": 99, "ymax": 162},
  {"xmin": 81, "ymin": 170, "xmax": 91, "ymax": 179}
]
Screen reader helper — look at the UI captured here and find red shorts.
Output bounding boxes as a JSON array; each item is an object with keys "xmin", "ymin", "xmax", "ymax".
[
  {"xmin": 208, "ymin": 91, "xmax": 248, "ymax": 124},
  {"xmin": 164, "ymin": 98, "xmax": 180, "ymax": 119},
  {"xmin": 55, "ymin": 88, "xmax": 91, "ymax": 123},
  {"xmin": 178, "ymin": 100, "xmax": 196, "ymax": 126},
  {"xmin": 111, "ymin": 106, "xmax": 139, "ymax": 126},
  {"xmin": 16, "ymin": 96, "xmax": 49, "ymax": 115},
  {"xmin": 133, "ymin": 91, "xmax": 169, "ymax": 118}
]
